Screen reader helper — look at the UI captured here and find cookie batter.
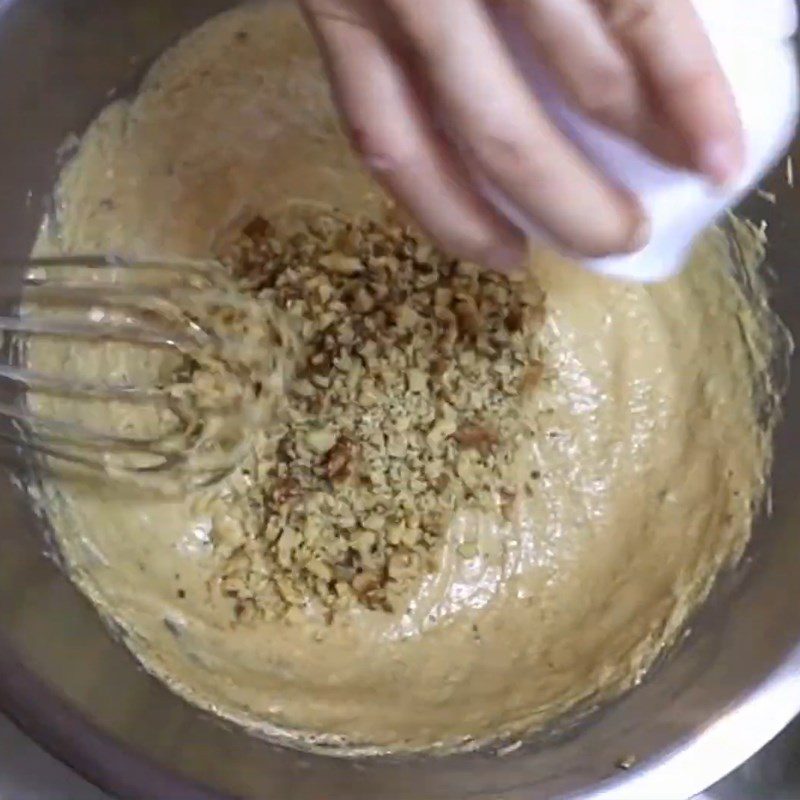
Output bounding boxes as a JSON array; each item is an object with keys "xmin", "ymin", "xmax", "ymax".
[{"xmin": 28, "ymin": 1, "xmax": 783, "ymax": 753}]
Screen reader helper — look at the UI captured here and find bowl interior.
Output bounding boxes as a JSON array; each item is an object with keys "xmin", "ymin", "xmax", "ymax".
[{"xmin": 0, "ymin": 2, "xmax": 799, "ymax": 799}]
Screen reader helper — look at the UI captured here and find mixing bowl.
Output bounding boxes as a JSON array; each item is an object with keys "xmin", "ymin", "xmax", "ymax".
[{"xmin": 0, "ymin": 2, "xmax": 799, "ymax": 798}]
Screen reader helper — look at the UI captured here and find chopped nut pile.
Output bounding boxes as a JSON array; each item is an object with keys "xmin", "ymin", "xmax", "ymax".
[{"xmin": 206, "ymin": 207, "xmax": 547, "ymax": 619}]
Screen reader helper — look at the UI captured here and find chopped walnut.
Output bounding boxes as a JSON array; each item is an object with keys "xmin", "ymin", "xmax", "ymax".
[
  {"xmin": 273, "ymin": 477, "xmax": 302, "ymax": 506},
  {"xmin": 521, "ymin": 360, "xmax": 545, "ymax": 394},
  {"xmin": 325, "ymin": 436, "xmax": 358, "ymax": 482},
  {"xmin": 455, "ymin": 424, "xmax": 500, "ymax": 456},
  {"xmin": 205, "ymin": 206, "xmax": 547, "ymax": 620}
]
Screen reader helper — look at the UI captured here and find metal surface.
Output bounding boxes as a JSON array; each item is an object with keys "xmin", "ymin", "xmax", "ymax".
[
  {"xmin": 0, "ymin": 255, "xmax": 241, "ymax": 481},
  {"xmin": 5, "ymin": 709, "xmax": 800, "ymax": 800},
  {"xmin": 0, "ymin": 2, "xmax": 799, "ymax": 799},
  {"xmin": 698, "ymin": 717, "xmax": 800, "ymax": 800},
  {"xmin": 0, "ymin": 713, "xmax": 108, "ymax": 800}
]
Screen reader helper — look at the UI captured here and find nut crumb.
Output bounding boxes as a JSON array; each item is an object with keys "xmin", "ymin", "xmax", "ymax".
[
  {"xmin": 206, "ymin": 206, "xmax": 547, "ymax": 619},
  {"xmin": 616, "ymin": 755, "xmax": 638, "ymax": 771}
]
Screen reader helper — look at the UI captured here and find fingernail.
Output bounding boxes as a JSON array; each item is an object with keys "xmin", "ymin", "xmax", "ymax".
[
  {"xmin": 364, "ymin": 153, "xmax": 396, "ymax": 175},
  {"xmin": 624, "ymin": 214, "xmax": 652, "ymax": 254},
  {"xmin": 699, "ymin": 138, "xmax": 743, "ymax": 187},
  {"xmin": 486, "ymin": 241, "xmax": 527, "ymax": 273}
]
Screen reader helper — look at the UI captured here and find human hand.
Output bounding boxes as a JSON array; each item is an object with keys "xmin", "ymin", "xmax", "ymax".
[{"xmin": 299, "ymin": 0, "xmax": 744, "ymax": 271}]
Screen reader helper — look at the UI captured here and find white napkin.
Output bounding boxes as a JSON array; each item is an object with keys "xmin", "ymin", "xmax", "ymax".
[{"xmin": 497, "ymin": 0, "xmax": 800, "ymax": 282}]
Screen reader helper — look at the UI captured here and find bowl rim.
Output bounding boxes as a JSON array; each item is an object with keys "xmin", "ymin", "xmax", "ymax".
[
  {"xmin": 2, "ymin": 618, "xmax": 800, "ymax": 800},
  {"xmin": 584, "ymin": 644, "xmax": 800, "ymax": 799},
  {"xmin": 0, "ymin": 1, "xmax": 797, "ymax": 796}
]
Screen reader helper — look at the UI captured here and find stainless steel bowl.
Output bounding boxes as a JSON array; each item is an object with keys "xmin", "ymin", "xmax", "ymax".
[{"xmin": 0, "ymin": 2, "xmax": 799, "ymax": 798}]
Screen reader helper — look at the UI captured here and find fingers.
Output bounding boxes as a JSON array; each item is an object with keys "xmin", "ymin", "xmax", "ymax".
[
  {"xmin": 381, "ymin": 0, "xmax": 649, "ymax": 257},
  {"xmin": 298, "ymin": 0, "xmax": 739, "ymax": 267},
  {"xmin": 596, "ymin": 0, "xmax": 744, "ymax": 185},
  {"xmin": 501, "ymin": 0, "xmax": 743, "ymax": 182},
  {"xmin": 498, "ymin": 0, "xmax": 642, "ymax": 137},
  {"xmin": 299, "ymin": 0, "xmax": 526, "ymax": 271},
  {"xmin": 493, "ymin": 0, "xmax": 688, "ymax": 169}
]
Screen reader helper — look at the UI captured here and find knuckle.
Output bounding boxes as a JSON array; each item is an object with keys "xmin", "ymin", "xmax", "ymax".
[
  {"xmin": 662, "ymin": 64, "xmax": 719, "ymax": 97},
  {"xmin": 572, "ymin": 62, "xmax": 637, "ymax": 125},
  {"xmin": 466, "ymin": 129, "xmax": 543, "ymax": 183},
  {"xmin": 599, "ymin": 0, "xmax": 657, "ymax": 37},
  {"xmin": 350, "ymin": 126, "xmax": 420, "ymax": 177},
  {"xmin": 385, "ymin": 0, "xmax": 446, "ymax": 58}
]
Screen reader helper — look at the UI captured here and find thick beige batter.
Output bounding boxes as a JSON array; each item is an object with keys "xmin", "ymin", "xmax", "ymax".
[{"xmin": 29, "ymin": 2, "xmax": 782, "ymax": 753}]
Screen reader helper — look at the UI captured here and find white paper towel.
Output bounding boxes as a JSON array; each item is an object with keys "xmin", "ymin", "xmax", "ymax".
[{"xmin": 497, "ymin": 0, "xmax": 800, "ymax": 282}]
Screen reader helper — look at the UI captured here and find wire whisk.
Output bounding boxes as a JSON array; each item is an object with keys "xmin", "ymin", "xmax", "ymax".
[{"xmin": 0, "ymin": 255, "xmax": 259, "ymax": 487}]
